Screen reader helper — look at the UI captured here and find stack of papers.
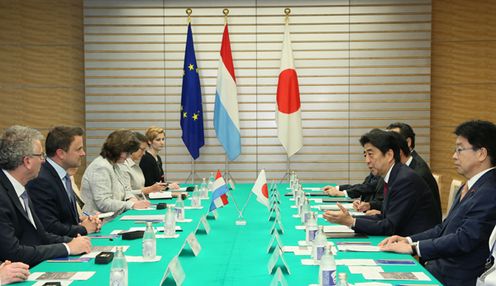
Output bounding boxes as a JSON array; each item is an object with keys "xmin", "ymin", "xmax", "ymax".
[{"xmin": 148, "ymin": 191, "xmax": 172, "ymax": 199}]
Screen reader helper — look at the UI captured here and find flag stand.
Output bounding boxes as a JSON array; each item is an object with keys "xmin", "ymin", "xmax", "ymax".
[
  {"xmin": 184, "ymin": 158, "xmax": 200, "ymax": 185},
  {"xmin": 233, "ymin": 192, "xmax": 252, "ymax": 226},
  {"xmin": 278, "ymin": 156, "xmax": 291, "ymax": 184},
  {"xmin": 224, "ymin": 155, "xmax": 237, "ymax": 186}
]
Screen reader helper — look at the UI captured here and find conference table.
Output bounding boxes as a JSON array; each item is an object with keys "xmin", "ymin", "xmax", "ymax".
[{"xmin": 23, "ymin": 183, "xmax": 441, "ymax": 285}]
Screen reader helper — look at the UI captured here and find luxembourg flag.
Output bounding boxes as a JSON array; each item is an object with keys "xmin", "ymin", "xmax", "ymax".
[
  {"xmin": 276, "ymin": 22, "xmax": 303, "ymax": 157},
  {"xmin": 209, "ymin": 170, "xmax": 229, "ymax": 212},
  {"xmin": 251, "ymin": 169, "xmax": 269, "ymax": 208},
  {"xmin": 214, "ymin": 23, "xmax": 241, "ymax": 161}
]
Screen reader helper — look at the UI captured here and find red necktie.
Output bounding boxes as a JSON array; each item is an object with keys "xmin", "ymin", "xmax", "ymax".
[
  {"xmin": 383, "ymin": 181, "xmax": 389, "ymax": 198},
  {"xmin": 459, "ymin": 183, "xmax": 469, "ymax": 201}
]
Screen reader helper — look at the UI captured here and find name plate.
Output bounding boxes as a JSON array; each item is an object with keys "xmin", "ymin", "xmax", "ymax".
[
  {"xmin": 161, "ymin": 256, "xmax": 185, "ymax": 286},
  {"xmin": 199, "ymin": 215, "xmax": 211, "ymax": 234},
  {"xmin": 267, "ymin": 231, "xmax": 284, "ymax": 253},
  {"xmin": 186, "ymin": 232, "xmax": 202, "ymax": 256},
  {"xmin": 270, "ymin": 267, "xmax": 288, "ymax": 286},
  {"xmin": 267, "ymin": 247, "xmax": 291, "ymax": 275}
]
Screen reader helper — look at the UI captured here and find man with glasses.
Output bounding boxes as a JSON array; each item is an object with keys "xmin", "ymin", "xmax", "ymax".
[
  {"xmin": 26, "ymin": 126, "xmax": 101, "ymax": 237},
  {"xmin": 380, "ymin": 120, "xmax": 496, "ymax": 286},
  {"xmin": 0, "ymin": 125, "xmax": 91, "ymax": 266}
]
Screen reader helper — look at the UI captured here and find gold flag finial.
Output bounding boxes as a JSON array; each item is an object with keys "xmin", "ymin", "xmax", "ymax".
[
  {"xmin": 186, "ymin": 8, "xmax": 192, "ymax": 23},
  {"xmin": 284, "ymin": 8, "xmax": 291, "ymax": 24},
  {"xmin": 223, "ymin": 8, "xmax": 229, "ymax": 24}
]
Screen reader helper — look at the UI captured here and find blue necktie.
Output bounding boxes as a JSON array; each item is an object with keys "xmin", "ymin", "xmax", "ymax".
[{"xmin": 20, "ymin": 191, "xmax": 30, "ymax": 215}]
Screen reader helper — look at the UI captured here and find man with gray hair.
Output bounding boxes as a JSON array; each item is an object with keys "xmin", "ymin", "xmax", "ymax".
[{"xmin": 0, "ymin": 125, "xmax": 91, "ymax": 267}]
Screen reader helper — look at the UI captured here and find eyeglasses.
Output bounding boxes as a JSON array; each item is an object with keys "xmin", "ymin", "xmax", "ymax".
[
  {"xmin": 454, "ymin": 146, "xmax": 477, "ymax": 154},
  {"xmin": 30, "ymin": 152, "xmax": 47, "ymax": 160}
]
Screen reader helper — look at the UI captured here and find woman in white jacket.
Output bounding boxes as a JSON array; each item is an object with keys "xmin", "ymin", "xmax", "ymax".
[{"xmin": 478, "ymin": 225, "xmax": 496, "ymax": 285}]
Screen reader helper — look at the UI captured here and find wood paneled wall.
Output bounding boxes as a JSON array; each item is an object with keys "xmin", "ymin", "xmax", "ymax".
[
  {"xmin": 0, "ymin": 0, "xmax": 86, "ymax": 180},
  {"xmin": 431, "ymin": 0, "xmax": 496, "ymax": 213}
]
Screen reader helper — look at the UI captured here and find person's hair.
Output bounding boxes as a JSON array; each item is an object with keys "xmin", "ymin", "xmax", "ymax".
[
  {"xmin": 359, "ymin": 128, "xmax": 401, "ymax": 163},
  {"xmin": 133, "ymin": 132, "xmax": 148, "ymax": 144},
  {"xmin": 0, "ymin": 125, "xmax": 44, "ymax": 170},
  {"xmin": 145, "ymin": 127, "xmax": 165, "ymax": 144},
  {"xmin": 389, "ymin": 131, "xmax": 411, "ymax": 158},
  {"xmin": 45, "ymin": 126, "xmax": 84, "ymax": 157},
  {"xmin": 386, "ymin": 122, "xmax": 416, "ymax": 149},
  {"xmin": 100, "ymin": 130, "xmax": 140, "ymax": 162},
  {"xmin": 455, "ymin": 120, "xmax": 496, "ymax": 166}
]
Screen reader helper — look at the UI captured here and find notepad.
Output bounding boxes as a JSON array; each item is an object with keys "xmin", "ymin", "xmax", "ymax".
[{"xmin": 148, "ymin": 191, "xmax": 172, "ymax": 199}]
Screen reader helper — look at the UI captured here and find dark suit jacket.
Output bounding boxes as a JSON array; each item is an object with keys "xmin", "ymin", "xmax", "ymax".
[
  {"xmin": 409, "ymin": 154, "xmax": 442, "ymax": 222},
  {"xmin": 26, "ymin": 161, "xmax": 86, "ymax": 237},
  {"xmin": 353, "ymin": 163, "xmax": 440, "ymax": 236},
  {"xmin": 0, "ymin": 170, "xmax": 71, "ymax": 267},
  {"xmin": 411, "ymin": 168, "xmax": 496, "ymax": 284},
  {"xmin": 139, "ymin": 151, "xmax": 164, "ymax": 187},
  {"xmin": 339, "ymin": 173, "xmax": 380, "ymax": 201}
]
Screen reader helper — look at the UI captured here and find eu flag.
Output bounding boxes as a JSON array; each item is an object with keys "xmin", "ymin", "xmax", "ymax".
[{"xmin": 180, "ymin": 23, "xmax": 204, "ymax": 159}]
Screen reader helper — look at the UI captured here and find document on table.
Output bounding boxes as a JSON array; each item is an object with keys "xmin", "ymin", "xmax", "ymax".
[
  {"xmin": 349, "ymin": 266, "xmax": 384, "ymax": 274},
  {"xmin": 316, "ymin": 203, "xmax": 354, "ymax": 211},
  {"xmin": 148, "ymin": 191, "xmax": 172, "ymax": 199},
  {"xmin": 336, "ymin": 259, "xmax": 376, "ymax": 266},
  {"xmin": 120, "ymin": 215, "xmax": 164, "ymax": 221},
  {"xmin": 81, "ymin": 245, "xmax": 130, "ymax": 258},
  {"xmin": 28, "ymin": 271, "xmax": 95, "ymax": 281},
  {"xmin": 323, "ymin": 225, "xmax": 354, "ymax": 233},
  {"xmin": 337, "ymin": 245, "xmax": 381, "ymax": 252},
  {"xmin": 125, "ymin": 255, "xmax": 162, "ymax": 262},
  {"xmin": 362, "ymin": 271, "xmax": 431, "ymax": 281}
]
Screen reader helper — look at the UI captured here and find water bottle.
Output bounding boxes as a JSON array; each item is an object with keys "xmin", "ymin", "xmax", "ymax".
[
  {"xmin": 164, "ymin": 205, "xmax": 176, "ymax": 236},
  {"xmin": 301, "ymin": 197, "xmax": 311, "ymax": 224},
  {"xmin": 200, "ymin": 178, "xmax": 208, "ymax": 199},
  {"xmin": 207, "ymin": 172, "xmax": 215, "ymax": 192},
  {"xmin": 319, "ymin": 245, "xmax": 336, "ymax": 286},
  {"xmin": 306, "ymin": 212, "xmax": 318, "ymax": 243},
  {"xmin": 312, "ymin": 226, "xmax": 327, "ymax": 261},
  {"xmin": 191, "ymin": 185, "xmax": 200, "ymax": 207},
  {"xmin": 336, "ymin": 273, "xmax": 348, "ymax": 286},
  {"xmin": 142, "ymin": 222, "xmax": 156, "ymax": 260},
  {"xmin": 110, "ymin": 246, "xmax": 128, "ymax": 286},
  {"xmin": 175, "ymin": 194, "xmax": 185, "ymax": 220}
]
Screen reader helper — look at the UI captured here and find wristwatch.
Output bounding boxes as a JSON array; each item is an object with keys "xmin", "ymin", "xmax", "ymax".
[{"xmin": 410, "ymin": 242, "xmax": 418, "ymax": 255}]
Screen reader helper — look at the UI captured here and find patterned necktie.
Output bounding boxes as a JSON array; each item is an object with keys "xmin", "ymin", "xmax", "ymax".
[
  {"xmin": 20, "ymin": 191, "xmax": 30, "ymax": 215},
  {"xmin": 63, "ymin": 175, "xmax": 78, "ymax": 221},
  {"xmin": 383, "ymin": 181, "xmax": 389, "ymax": 198},
  {"xmin": 459, "ymin": 183, "xmax": 469, "ymax": 201}
]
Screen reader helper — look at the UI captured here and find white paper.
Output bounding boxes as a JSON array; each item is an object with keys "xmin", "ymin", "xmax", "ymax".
[
  {"xmin": 156, "ymin": 234, "xmax": 180, "ymax": 239},
  {"xmin": 318, "ymin": 203, "xmax": 354, "ymax": 211},
  {"xmin": 337, "ymin": 245, "xmax": 381, "ymax": 252},
  {"xmin": 323, "ymin": 225, "xmax": 355, "ymax": 233},
  {"xmin": 125, "ymin": 255, "xmax": 162, "ymax": 262},
  {"xmin": 354, "ymin": 283, "xmax": 392, "ymax": 286},
  {"xmin": 292, "ymin": 214, "xmax": 301, "ymax": 218},
  {"xmin": 336, "ymin": 259, "xmax": 376, "ymax": 266},
  {"xmin": 28, "ymin": 272, "xmax": 95, "ymax": 281},
  {"xmin": 110, "ymin": 229, "xmax": 124, "ymax": 235},
  {"xmin": 120, "ymin": 215, "xmax": 164, "ymax": 221},
  {"xmin": 176, "ymin": 218, "xmax": 193, "ymax": 223},
  {"xmin": 301, "ymin": 258, "xmax": 319, "ymax": 266},
  {"xmin": 81, "ymin": 245, "xmax": 130, "ymax": 258},
  {"xmin": 298, "ymin": 240, "xmax": 309, "ymax": 246},
  {"xmin": 281, "ymin": 246, "xmax": 299, "ymax": 252},
  {"xmin": 309, "ymin": 198, "xmax": 323, "ymax": 203},
  {"xmin": 148, "ymin": 191, "xmax": 172, "ymax": 199},
  {"xmin": 350, "ymin": 211, "xmax": 366, "ymax": 216},
  {"xmin": 184, "ymin": 206, "xmax": 203, "ymax": 210},
  {"xmin": 295, "ymin": 225, "xmax": 305, "ymax": 230},
  {"xmin": 294, "ymin": 247, "xmax": 311, "ymax": 256},
  {"xmin": 349, "ymin": 266, "xmax": 384, "ymax": 274},
  {"xmin": 32, "ymin": 281, "xmax": 72, "ymax": 286},
  {"xmin": 362, "ymin": 271, "xmax": 431, "ymax": 281},
  {"xmin": 97, "ymin": 212, "xmax": 114, "ymax": 219},
  {"xmin": 128, "ymin": 226, "xmax": 182, "ymax": 232},
  {"xmin": 303, "ymin": 187, "xmax": 323, "ymax": 191}
]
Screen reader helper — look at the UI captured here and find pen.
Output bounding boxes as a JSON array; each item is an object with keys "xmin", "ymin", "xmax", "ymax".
[{"xmin": 83, "ymin": 211, "xmax": 91, "ymax": 217}]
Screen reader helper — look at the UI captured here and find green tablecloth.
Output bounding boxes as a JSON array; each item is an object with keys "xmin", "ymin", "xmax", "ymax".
[{"xmin": 22, "ymin": 183, "xmax": 441, "ymax": 285}]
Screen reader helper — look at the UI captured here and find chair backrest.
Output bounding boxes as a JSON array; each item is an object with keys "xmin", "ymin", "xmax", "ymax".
[{"xmin": 446, "ymin": 179, "xmax": 463, "ymax": 215}]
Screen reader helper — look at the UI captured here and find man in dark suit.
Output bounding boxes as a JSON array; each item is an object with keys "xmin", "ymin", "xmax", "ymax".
[
  {"xmin": 26, "ymin": 126, "xmax": 100, "ymax": 237},
  {"xmin": 0, "ymin": 125, "xmax": 91, "ymax": 266},
  {"xmin": 324, "ymin": 129, "xmax": 439, "ymax": 236},
  {"xmin": 386, "ymin": 122, "xmax": 442, "ymax": 218},
  {"xmin": 380, "ymin": 120, "xmax": 496, "ymax": 286}
]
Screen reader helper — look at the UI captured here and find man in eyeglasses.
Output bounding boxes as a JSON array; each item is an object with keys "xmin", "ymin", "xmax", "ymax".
[
  {"xmin": 380, "ymin": 120, "xmax": 496, "ymax": 286},
  {"xmin": 26, "ymin": 126, "xmax": 101, "ymax": 237},
  {"xmin": 0, "ymin": 125, "xmax": 91, "ymax": 266}
]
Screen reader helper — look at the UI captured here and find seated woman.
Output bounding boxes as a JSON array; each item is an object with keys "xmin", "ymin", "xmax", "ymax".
[
  {"xmin": 120, "ymin": 132, "xmax": 168, "ymax": 196},
  {"xmin": 81, "ymin": 130, "xmax": 150, "ymax": 216},
  {"xmin": 139, "ymin": 127, "xmax": 179, "ymax": 190}
]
